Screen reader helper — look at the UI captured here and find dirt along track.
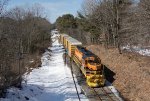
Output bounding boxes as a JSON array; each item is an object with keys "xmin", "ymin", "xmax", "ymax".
[{"xmin": 63, "ymin": 54, "xmax": 123, "ymax": 101}]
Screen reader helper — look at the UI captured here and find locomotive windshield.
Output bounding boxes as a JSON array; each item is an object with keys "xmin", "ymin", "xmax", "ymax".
[{"xmin": 87, "ymin": 56, "xmax": 101, "ymax": 64}]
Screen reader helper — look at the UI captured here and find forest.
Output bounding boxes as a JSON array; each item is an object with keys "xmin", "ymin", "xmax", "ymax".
[
  {"xmin": 0, "ymin": 0, "xmax": 51, "ymax": 96},
  {"xmin": 56, "ymin": 0, "xmax": 150, "ymax": 52}
]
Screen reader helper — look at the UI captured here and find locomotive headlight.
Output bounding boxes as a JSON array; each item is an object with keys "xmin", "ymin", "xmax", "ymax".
[{"xmin": 94, "ymin": 79, "xmax": 99, "ymax": 83}]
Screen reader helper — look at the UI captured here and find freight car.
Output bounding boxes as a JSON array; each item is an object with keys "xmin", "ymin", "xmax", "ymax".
[
  {"xmin": 59, "ymin": 34, "xmax": 69, "ymax": 48},
  {"xmin": 59, "ymin": 34, "xmax": 105, "ymax": 87}
]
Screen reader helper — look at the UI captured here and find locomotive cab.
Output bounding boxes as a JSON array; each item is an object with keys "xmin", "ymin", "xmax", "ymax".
[
  {"xmin": 82, "ymin": 55, "xmax": 102, "ymax": 70},
  {"xmin": 86, "ymin": 56, "xmax": 102, "ymax": 71}
]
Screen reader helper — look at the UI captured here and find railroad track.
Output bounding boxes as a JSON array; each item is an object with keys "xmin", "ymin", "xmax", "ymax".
[
  {"xmin": 81, "ymin": 85, "xmax": 120, "ymax": 101},
  {"xmin": 93, "ymin": 87, "xmax": 119, "ymax": 101},
  {"xmin": 92, "ymin": 88, "xmax": 109, "ymax": 101}
]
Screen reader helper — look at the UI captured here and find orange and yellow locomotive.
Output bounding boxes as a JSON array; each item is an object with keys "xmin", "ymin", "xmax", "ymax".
[{"xmin": 60, "ymin": 34, "xmax": 105, "ymax": 87}]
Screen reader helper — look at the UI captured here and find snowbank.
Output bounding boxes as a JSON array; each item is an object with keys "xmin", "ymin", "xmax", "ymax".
[
  {"xmin": 122, "ymin": 45, "xmax": 150, "ymax": 56},
  {"xmin": 0, "ymin": 31, "xmax": 88, "ymax": 101}
]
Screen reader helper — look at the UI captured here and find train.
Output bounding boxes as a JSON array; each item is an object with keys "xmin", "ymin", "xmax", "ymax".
[{"xmin": 59, "ymin": 34, "xmax": 105, "ymax": 87}]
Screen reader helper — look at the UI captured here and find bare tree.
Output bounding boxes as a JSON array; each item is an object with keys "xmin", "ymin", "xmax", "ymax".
[
  {"xmin": 0, "ymin": 0, "xmax": 9, "ymax": 16},
  {"xmin": 0, "ymin": 4, "xmax": 51, "ymax": 96},
  {"xmin": 80, "ymin": 0, "xmax": 134, "ymax": 52},
  {"xmin": 138, "ymin": 0, "xmax": 150, "ymax": 45}
]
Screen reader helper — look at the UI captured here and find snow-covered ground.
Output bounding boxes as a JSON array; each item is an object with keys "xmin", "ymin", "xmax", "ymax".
[
  {"xmin": 0, "ymin": 31, "xmax": 88, "ymax": 101},
  {"xmin": 122, "ymin": 45, "xmax": 150, "ymax": 56}
]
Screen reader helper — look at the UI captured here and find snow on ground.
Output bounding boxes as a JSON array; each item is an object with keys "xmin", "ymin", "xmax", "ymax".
[
  {"xmin": 122, "ymin": 45, "xmax": 150, "ymax": 56},
  {"xmin": 0, "ymin": 32, "xmax": 88, "ymax": 101},
  {"xmin": 108, "ymin": 86, "xmax": 123, "ymax": 101}
]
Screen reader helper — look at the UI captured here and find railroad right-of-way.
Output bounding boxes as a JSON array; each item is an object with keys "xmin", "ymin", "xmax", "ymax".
[{"xmin": 64, "ymin": 54, "xmax": 123, "ymax": 101}]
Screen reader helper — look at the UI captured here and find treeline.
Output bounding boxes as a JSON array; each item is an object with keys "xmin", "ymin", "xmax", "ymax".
[
  {"xmin": 55, "ymin": 14, "xmax": 91, "ymax": 45},
  {"xmin": 0, "ymin": 1, "xmax": 51, "ymax": 96},
  {"xmin": 56, "ymin": 0, "xmax": 150, "ymax": 52}
]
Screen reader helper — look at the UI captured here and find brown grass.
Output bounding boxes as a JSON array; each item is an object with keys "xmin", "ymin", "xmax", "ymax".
[{"xmin": 87, "ymin": 45, "xmax": 150, "ymax": 101}]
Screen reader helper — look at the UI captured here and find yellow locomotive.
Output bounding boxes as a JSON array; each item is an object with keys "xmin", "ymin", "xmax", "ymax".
[{"xmin": 60, "ymin": 34, "xmax": 105, "ymax": 87}]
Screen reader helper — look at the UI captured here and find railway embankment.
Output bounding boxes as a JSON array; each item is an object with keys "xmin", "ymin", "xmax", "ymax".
[{"xmin": 87, "ymin": 45, "xmax": 150, "ymax": 101}]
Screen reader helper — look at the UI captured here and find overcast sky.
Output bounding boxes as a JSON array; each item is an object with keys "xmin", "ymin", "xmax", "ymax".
[{"xmin": 7, "ymin": 0, "xmax": 84, "ymax": 23}]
